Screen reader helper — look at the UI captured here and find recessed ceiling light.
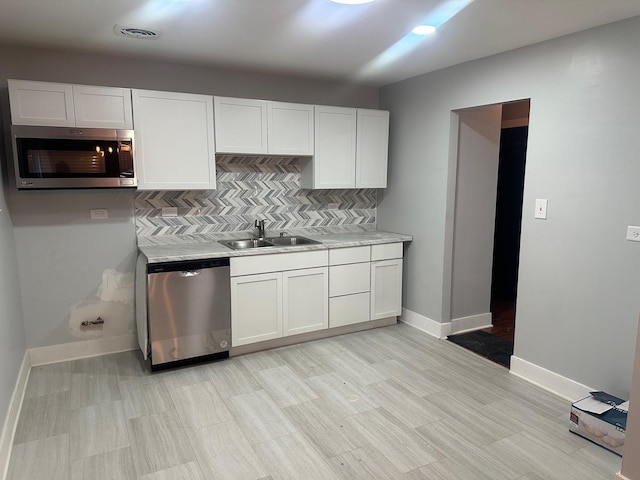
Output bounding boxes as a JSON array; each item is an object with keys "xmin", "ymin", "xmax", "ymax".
[
  {"xmin": 412, "ymin": 25, "xmax": 437, "ymax": 35},
  {"xmin": 330, "ymin": 0, "xmax": 377, "ymax": 4},
  {"xmin": 113, "ymin": 25, "xmax": 161, "ymax": 40}
]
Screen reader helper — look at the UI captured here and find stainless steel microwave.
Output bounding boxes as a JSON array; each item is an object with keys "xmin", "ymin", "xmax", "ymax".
[{"xmin": 11, "ymin": 125, "xmax": 136, "ymax": 189}]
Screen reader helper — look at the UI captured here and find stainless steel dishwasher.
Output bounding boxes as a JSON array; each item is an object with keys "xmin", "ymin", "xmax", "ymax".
[{"xmin": 147, "ymin": 257, "xmax": 230, "ymax": 370}]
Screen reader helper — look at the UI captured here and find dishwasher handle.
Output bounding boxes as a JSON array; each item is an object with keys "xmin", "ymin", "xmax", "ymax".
[
  {"xmin": 179, "ymin": 270, "xmax": 201, "ymax": 277},
  {"xmin": 147, "ymin": 257, "xmax": 230, "ymax": 274}
]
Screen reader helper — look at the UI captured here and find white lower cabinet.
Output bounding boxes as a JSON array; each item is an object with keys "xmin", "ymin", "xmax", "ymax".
[
  {"xmin": 230, "ymin": 251, "xmax": 328, "ymax": 347},
  {"xmin": 328, "ymin": 246, "xmax": 371, "ymax": 328},
  {"xmin": 231, "ymin": 272, "xmax": 282, "ymax": 346},
  {"xmin": 283, "ymin": 267, "xmax": 328, "ymax": 336},
  {"xmin": 230, "ymin": 244, "xmax": 404, "ymax": 348},
  {"xmin": 370, "ymin": 258, "xmax": 403, "ymax": 320},
  {"xmin": 329, "ymin": 292, "xmax": 370, "ymax": 328}
]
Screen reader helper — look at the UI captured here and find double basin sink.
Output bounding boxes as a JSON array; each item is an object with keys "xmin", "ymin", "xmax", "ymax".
[{"xmin": 220, "ymin": 236, "xmax": 320, "ymax": 250}]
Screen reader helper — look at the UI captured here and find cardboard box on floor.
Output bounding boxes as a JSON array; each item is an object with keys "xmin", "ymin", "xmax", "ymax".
[{"xmin": 569, "ymin": 391, "xmax": 628, "ymax": 456}]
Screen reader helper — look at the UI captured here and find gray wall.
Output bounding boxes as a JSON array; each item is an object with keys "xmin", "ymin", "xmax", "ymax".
[
  {"xmin": 0, "ymin": 153, "xmax": 26, "ymax": 431},
  {"xmin": 0, "ymin": 44, "xmax": 379, "ymax": 349},
  {"xmin": 379, "ymin": 16, "xmax": 640, "ymax": 398}
]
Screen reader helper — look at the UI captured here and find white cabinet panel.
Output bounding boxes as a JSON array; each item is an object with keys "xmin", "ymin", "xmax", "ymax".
[
  {"xmin": 329, "ymin": 246, "xmax": 370, "ymax": 266},
  {"xmin": 230, "ymin": 250, "xmax": 328, "ymax": 277},
  {"xmin": 302, "ymin": 105, "xmax": 357, "ymax": 189},
  {"xmin": 330, "ymin": 293, "xmax": 370, "ymax": 328},
  {"xmin": 73, "ymin": 85, "xmax": 133, "ymax": 129},
  {"xmin": 8, "ymin": 79, "xmax": 75, "ymax": 126},
  {"xmin": 133, "ymin": 89, "xmax": 216, "ymax": 190},
  {"xmin": 214, "ymin": 97, "xmax": 268, "ymax": 154},
  {"xmin": 231, "ymin": 272, "xmax": 283, "ymax": 346},
  {"xmin": 356, "ymin": 109, "xmax": 389, "ymax": 188},
  {"xmin": 370, "ymin": 259, "xmax": 403, "ymax": 320},
  {"xmin": 268, "ymin": 102, "xmax": 314, "ymax": 155},
  {"xmin": 329, "ymin": 263, "xmax": 370, "ymax": 297},
  {"xmin": 283, "ymin": 267, "xmax": 328, "ymax": 336},
  {"xmin": 371, "ymin": 242, "xmax": 403, "ymax": 261},
  {"xmin": 8, "ymin": 80, "xmax": 134, "ymax": 129}
]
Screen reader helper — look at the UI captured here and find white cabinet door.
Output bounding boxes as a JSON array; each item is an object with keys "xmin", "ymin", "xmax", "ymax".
[
  {"xmin": 370, "ymin": 259, "xmax": 403, "ymax": 320},
  {"xmin": 329, "ymin": 263, "xmax": 370, "ymax": 297},
  {"xmin": 73, "ymin": 85, "xmax": 133, "ymax": 129},
  {"xmin": 302, "ymin": 105, "xmax": 357, "ymax": 189},
  {"xmin": 8, "ymin": 79, "xmax": 75, "ymax": 126},
  {"xmin": 330, "ymin": 292, "xmax": 370, "ymax": 328},
  {"xmin": 214, "ymin": 97, "xmax": 268, "ymax": 154},
  {"xmin": 133, "ymin": 89, "xmax": 216, "ymax": 190},
  {"xmin": 268, "ymin": 102, "xmax": 314, "ymax": 155},
  {"xmin": 283, "ymin": 267, "xmax": 328, "ymax": 336},
  {"xmin": 231, "ymin": 272, "xmax": 283, "ymax": 346},
  {"xmin": 356, "ymin": 109, "xmax": 389, "ymax": 188}
]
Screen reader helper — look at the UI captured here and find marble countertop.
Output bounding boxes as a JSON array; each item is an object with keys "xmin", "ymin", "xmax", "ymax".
[{"xmin": 138, "ymin": 229, "xmax": 412, "ymax": 263}]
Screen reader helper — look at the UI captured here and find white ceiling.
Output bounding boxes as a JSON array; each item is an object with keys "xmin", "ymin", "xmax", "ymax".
[{"xmin": 1, "ymin": 0, "xmax": 640, "ymax": 86}]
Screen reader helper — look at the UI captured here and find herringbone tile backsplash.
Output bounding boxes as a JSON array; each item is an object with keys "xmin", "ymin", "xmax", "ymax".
[{"xmin": 135, "ymin": 156, "xmax": 376, "ymax": 237}]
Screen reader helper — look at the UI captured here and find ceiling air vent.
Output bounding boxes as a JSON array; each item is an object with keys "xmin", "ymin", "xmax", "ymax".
[{"xmin": 114, "ymin": 25, "xmax": 161, "ymax": 40}]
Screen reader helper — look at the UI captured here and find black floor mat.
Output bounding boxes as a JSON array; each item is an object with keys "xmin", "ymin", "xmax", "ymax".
[{"xmin": 447, "ymin": 330, "xmax": 513, "ymax": 368}]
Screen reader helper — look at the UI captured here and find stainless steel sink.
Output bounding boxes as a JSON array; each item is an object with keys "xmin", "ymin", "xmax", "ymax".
[
  {"xmin": 220, "ymin": 238, "xmax": 275, "ymax": 250},
  {"xmin": 265, "ymin": 236, "xmax": 320, "ymax": 246},
  {"xmin": 219, "ymin": 236, "xmax": 320, "ymax": 250}
]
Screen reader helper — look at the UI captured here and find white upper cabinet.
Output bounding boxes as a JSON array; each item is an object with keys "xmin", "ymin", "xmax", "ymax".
[
  {"xmin": 8, "ymin": 79, "xmax": 133, "ymax": 129},
  {"xmin": 268, "ymin": 102, "xmax": 314, "ymax": 156},
  {"xmin": 72, "ymin": 85, "xmax": 133, "ymax": 129},
  {"xmin": 301, "ymin": 105, "xmax": 357, "ymax": 189},
  {"xmin": 214, "ymin": 97, "xmax": 268, "ymax": 154},
  {"xmin": 9, "ymin": 80, "xmax": 75, "ymax": 127},
  {"xmin": 301, "ymin": 106, "xmax": 389, "ymax": 189},
  {"xmin": 356, "ymin": 109, "xmax": 389, "ymax": 188},
  {"xmin": 133, "ymin": 89, "xmax": 216, "ymax": 190},
  {"xmin": 214, "ymin": 97, "xmax": 314, "ymax": 156}
]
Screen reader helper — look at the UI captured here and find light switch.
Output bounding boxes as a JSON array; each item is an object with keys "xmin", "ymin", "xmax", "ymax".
[
  {"xmin": 90, "ymin": 209, "xmax": 108, "ymax": 220},
  {"xmin": 627, "ymin": 226, "xmax": 640, "ymax": 242},
  {"xmin": 534, "ymin": 199, "xmax": 547, "ymax": 219}
]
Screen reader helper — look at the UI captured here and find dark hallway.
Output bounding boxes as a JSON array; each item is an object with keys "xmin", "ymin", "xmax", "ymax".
[{"xmin": 449, "ymin": 101, "xmax": 529, "ymax": 368}]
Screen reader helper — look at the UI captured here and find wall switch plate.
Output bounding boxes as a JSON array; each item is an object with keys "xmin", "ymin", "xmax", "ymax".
[
  {"xmin": 161, "ymin": 207, "xmax": 178, "ymax": 217},
  {"xmin": 534, "ymin": 199, "xmax": 548, "ymax": 219},
  {"xmin": 627, "ymin": 226, "xmax": 640, "ymax": 242},
  {"xmin": 90, "ymin": 209, "xmax": 108, "ymax": 220}
]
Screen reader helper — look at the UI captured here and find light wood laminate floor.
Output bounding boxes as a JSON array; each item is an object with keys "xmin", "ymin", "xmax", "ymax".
[{"xmin": 7, "ymin": 323, "xmax": 621, "ymax": 479}]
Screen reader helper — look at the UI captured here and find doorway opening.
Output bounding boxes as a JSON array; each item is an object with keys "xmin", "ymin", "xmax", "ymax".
[{"xmin": 447, "ymin": 99, "xmax": 530, "ymax": 368}]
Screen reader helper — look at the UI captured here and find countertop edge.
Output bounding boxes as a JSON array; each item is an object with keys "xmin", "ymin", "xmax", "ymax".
[{"xmin": 139, "ymin": 231, "xmax": 412, "ymax": 264}]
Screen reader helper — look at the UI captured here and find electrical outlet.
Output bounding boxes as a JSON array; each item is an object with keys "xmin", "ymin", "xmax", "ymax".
[
  {"xmin": 161, "ymin": 207, "xmax": 178, "ymax": 217},
  {"xmin": 90, "ymin": 209, "xmax": 108, "ymax": 220},
  {"xmin": 534, "ymin": 199, "xmax": 547, "ymax": 219},
  {"xmin": 627, "ymin": 226, "xmax": 640, "ymax": 242}
]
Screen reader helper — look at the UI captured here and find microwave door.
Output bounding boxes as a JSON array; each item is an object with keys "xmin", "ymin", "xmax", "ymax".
[{"xmin": 12, "ymin": 126, "xmax": 136, "ymax": 189}]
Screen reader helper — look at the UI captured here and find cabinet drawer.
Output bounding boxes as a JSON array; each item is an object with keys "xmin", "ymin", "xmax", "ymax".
[
  {"xmin": 371, "ymin": 242, "xmax": 403, "ymax": 261},
  {"xmin": 329, "ymin": 263, "xmax": 370, "ymax": 297},
  {"xmin": 329, "ymin": 293, "xmax": 370, "ymax": 328},
  {"xmin": 231, "ymin": 250, "xmax": 328, "ymax": 276},
  {"xmin": 329, "ymin": 246, "xmax": 370, "ymax": 265}
]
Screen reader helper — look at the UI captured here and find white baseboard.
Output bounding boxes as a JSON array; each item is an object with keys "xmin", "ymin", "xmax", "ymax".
[
  {"xmin": 510, "ymin": 355, "xmax": 593, "ymax": 402},
  {"xmin": 29, "ymin": 333, "xmax": 138, "ymax": 366},
  {"xmin": 0, "ymin": 351, "xmax": 30, "ymax": 480},
  {"xmin": 450, "ymin": 312, "xmax": 492, "ymax": 335},
  {"xmin": 615, "ymin": 472, "xmax": 629, "ymax": 480},
  {"xmin": 401, "ymin": 308, "xmax": 451, "ymax": 339}
]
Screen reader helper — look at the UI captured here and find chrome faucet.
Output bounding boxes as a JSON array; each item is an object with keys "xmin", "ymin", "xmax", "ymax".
[{"xmin": 254, "ymin": 219, "xmax": 266, "ymax": 239}]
